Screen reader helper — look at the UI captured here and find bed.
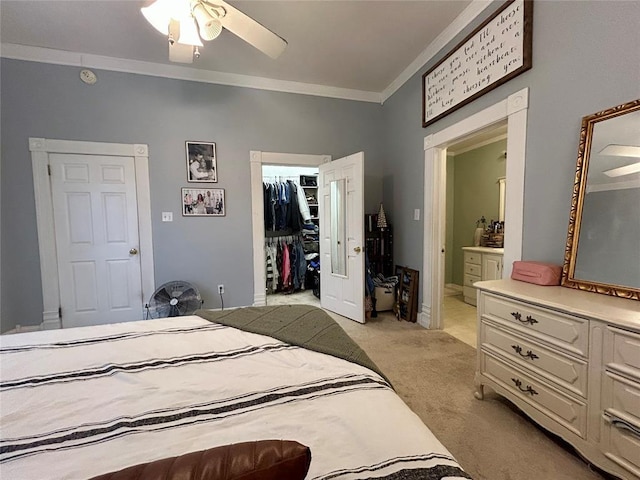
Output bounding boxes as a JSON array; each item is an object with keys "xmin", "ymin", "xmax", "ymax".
[{"xmin": 0, "ymin": 305, "xmax": 471, "ymax": 479}]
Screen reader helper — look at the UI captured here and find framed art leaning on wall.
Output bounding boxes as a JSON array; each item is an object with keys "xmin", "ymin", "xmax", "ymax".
[
  {"xmin": 182, "ymin": 188, "xmax": 225, "ymax": 216},
  {"xmin": 186, "ymin": 141, "xmax": 217, "ymax": 182}
]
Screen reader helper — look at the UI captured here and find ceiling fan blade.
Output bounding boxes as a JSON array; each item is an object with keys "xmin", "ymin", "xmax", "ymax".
[
  {"xmin": 169, "ymin": 19, "xmax": 194, "ymax": 63},
  {"xmin": 214, "ymin": 0, "xmax": 287, "ymax": 59}
]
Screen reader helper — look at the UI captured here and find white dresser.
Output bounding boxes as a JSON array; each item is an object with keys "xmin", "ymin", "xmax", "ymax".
[
  {"xmin": 462, "ymin": 247, "xmax": 504, "ymax": 306},
  {"xmin": 475, "ymin": 279, "xmax": 640, "ymax": 479}
]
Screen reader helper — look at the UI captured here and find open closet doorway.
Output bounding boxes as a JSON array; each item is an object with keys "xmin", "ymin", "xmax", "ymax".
[
  {"xmin": 441, "ymin": 123, "xmax": 507, "ymax": 348},
  {"xmin": 249, "ymin": 152, "xmax": 331, "ymax": 307},
  {"xmin": 262, "ymin": 164, "xmax": 322, "ymax": 307}
]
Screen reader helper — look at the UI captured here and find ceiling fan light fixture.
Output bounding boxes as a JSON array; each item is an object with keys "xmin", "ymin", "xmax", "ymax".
[
  {"xmin": 141, "ymin": 0, "xmax": 171, "ymax": 35},
  {"xmin": 201, "ymin": 18, "xmax": 223, "ymax": 41},
  {"xmin": 177, "ymin": 17, "xmax": 204, "ymax": 46},
  {"xmin": 193, "ymin": 3, "xmax": 223, "ymax": 41},
  {"xmin": 144, "ymin": 0, "xmax": 286, "ymax": 62}
]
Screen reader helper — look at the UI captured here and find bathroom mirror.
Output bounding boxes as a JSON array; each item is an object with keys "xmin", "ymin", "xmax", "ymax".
[
  {"xmin": 561, "ymin": 99, "xmax": 640, "ymax": 300},
  {"xmin": 498, "ymin": 177, "xmax": 506, "ymax": 222},
  {"xmin": 330, "ymin": 179, "xmax": 347, "ymax": 276}
]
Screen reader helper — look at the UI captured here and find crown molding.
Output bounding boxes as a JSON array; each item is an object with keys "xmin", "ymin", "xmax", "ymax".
[
  {"xmin": 0, "ymin": 43, "xmax": 382, "ymax": 103},
  {"xmin": 381, "ymin": 0, "xmax": 494, "ymax": 103},
  {"xmin": 1, "ymin": 1, "xmax": 489, "ymax": 106}
]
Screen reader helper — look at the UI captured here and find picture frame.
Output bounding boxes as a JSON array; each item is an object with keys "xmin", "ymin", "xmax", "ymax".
[
  {"xmin": 182, "ymin": 187, "xmax": 225, "ymax": 217},
  {"xmin": 186, "ymin": 141, "xmax": 217, "ymax": 182},
  {"xmin": 422, "ymin": 0, "xmax": 533, "ymax": 127}
]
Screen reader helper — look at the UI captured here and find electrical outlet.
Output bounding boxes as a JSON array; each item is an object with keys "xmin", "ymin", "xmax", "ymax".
[{"xmin": 218, "ymin": 284, "xmax": 224, "ymax": 294}]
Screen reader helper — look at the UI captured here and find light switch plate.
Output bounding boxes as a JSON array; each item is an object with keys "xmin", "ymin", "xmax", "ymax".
[
  {"xmin": 162, "ymin": 212, "xmax": 173, "ymax": 222},
  {"xmin": 414, "ymin": 209, "xmax": 420, "ymax": 221}
]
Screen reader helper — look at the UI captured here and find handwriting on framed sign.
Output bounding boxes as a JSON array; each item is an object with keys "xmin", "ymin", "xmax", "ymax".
[{"xmin": 422, "ymin": 0, "xmax": 533, "ymax": 128}]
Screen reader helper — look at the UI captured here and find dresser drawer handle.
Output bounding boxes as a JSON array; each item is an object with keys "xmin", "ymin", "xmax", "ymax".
[
  {"xmin": 511, "ymin": 378, "xmax": 538, "ymax": 396},
  {"xmin": 511, "ymin": 345, "xmax": 539, "ymax": 360},
  {"xmin": 510, "ymin": 311, "xmax": 539, "ymax": 325}
]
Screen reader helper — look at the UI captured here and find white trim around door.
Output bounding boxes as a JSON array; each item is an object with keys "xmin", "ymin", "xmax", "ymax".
[
  {"xmin": 30, "ymin": 138, "xmax": 155, "ymax": 329},
  {"xmin": 250, "ymin": 151, "xmax": 331, "ymax": 306},
  {"xmin": 421, "ymin": 87, "xmax": 529, "ymax": 329}
]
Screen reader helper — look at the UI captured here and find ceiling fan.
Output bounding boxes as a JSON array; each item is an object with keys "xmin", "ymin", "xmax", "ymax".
[{"xmin": 141, "ymin": 0, "xmax": 287, "ymax": 63}]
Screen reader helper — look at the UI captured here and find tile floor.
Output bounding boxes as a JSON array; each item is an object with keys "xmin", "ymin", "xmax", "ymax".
[{"xmin": 442, "ymin": 293, "xmax": 477, "ymax": 348}]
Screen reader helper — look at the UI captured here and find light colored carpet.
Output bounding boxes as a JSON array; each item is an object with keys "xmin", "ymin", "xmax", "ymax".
[{"xmin": 329, "ymin": 311, "xmax": 608, "ymax": 480}]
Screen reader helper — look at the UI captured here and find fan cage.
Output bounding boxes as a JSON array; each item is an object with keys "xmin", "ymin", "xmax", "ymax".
[{"xmin": 146, "ymin": 281, "xmax": 203, "ymax": 319}]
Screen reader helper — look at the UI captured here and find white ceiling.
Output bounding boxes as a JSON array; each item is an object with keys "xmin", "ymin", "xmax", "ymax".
[{"xmin": 0, "ymin": 0, "xmax": 486, "ymax": 101}]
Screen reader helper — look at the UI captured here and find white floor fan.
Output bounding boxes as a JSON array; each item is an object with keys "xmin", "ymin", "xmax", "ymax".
[{"xmin": 141, "ymin": 0, "xmax": 287, "ymax": 63}]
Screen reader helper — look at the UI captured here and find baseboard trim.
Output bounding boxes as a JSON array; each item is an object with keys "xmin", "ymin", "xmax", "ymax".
[
  {"xmin": 253, "ymin": 293, "xmax": 267, "ymax": 307},
  {"xmin": 42, "ymin": 309, "xmax": 62, "ymax": 330},
  {"xmin": 3, "ymin": 324, "xmax": 42, "ymax": 335},
  {"xmin": 445, "ymin": 283, "xmax": 463, "ymax": 293},
  {"xmin": 418, "ymin": 305, "xmax": 431, "ymax": 329},
  {"xmin": 42, "ymin": 318, "xmax": 62, "ymax": 330}
]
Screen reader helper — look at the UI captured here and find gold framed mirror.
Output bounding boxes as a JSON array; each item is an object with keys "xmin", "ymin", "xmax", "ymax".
[{"xmin": 561, "ymin": 99, "xmax": 640, "ymax": 300}]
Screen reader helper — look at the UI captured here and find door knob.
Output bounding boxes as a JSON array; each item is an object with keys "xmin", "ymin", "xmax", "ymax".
[
  {"xmin": 129, "ymin": 248, "xmax": 138, "ymax": 255},
  {"xmin": 354, "ymin": 246, "xmax": 361, "ymax": 253}
]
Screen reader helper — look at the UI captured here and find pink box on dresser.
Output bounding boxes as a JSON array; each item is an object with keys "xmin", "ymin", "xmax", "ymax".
[{"xmin": 511, "ymin": 261, "xmax": 562, "ymax": 286}]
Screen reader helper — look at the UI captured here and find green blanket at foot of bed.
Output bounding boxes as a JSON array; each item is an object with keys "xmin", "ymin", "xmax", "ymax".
[{"xmin": 195, "ymin": 305, "xmax": 390, "ymax": 386}]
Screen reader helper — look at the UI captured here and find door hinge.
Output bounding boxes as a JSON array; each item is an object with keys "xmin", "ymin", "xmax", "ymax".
[
  {"xmin": 58, "ymin": 306, "xmax": 62, "ymax": 318},
  {"xmin": 48, "ymin": 165, "xmax": 52, "ymax": 176}
]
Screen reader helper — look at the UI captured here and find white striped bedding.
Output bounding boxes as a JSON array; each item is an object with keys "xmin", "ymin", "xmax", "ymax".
[{"xmin": 0, "ymin": 315, "xmax": 470, "ymax": 479}]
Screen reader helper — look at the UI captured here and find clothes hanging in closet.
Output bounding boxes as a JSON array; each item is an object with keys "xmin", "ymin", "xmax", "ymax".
[
  {"xmin": 265, "ymin": 237, "xmax": 307, "ymax": 294},
  {"xmin": 263, "ymin": 180, "xmax": 305, "ymax": 233}
]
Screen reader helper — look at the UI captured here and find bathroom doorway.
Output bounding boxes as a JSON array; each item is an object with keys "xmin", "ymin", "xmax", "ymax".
[
  {"xmin": 422, "ymin": 87, "xmax": 529, "ymax": 335},
  {"xmin": 441, "ymin": 123, "xmax": 507, "ymax": 347}
]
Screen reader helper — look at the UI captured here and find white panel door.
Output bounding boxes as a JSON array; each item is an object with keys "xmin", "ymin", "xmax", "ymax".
[
  {"xmin": 50, "ymin": 153, "xmax": 143, "ymax": 327},
  {"xmin": 319, "ymin": 152, "xmax": 365, "ymax": 323}
]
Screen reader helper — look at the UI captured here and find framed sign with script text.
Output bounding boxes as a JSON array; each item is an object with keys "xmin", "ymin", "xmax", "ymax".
[{"xmin": 422, "ymin": 0, "xmax": 533, "ymax": 128}]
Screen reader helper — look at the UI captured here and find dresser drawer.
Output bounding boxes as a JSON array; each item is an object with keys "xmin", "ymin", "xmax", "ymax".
[
  {"xmin": 602, "ymin": 417, "xmax": 640, "ymax": 478},
  {"xmin": 481, "ymin": 322, "xmax": 588, "ymax": 398},
  {"xmin": 464, "ymin": 251, "xmax": 481, "ymax": 265},
  {"xmin": 481, "ymin": 353, "xmax": 587, "ymax": 437},
  {"xmin": 465, "ymin": 263, "xmax": 481, "ymax": 277},
  {"xmin": 481, "ymin": 293, "xmax": 589, "ymax": 357},
  {"xmin": 605, "ymin": 327, "xmax": 640, "ymax": 381},
  {"xmin": 603, "ymin": 372, "xmax": 640, "ymax": 427}
]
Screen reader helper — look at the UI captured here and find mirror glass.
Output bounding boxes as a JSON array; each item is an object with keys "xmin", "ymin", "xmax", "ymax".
[
  {"xmin": 498, "ymin": 177, "xmax": 506, "ymax": 222},
  {"xmin": 330, "ymin": 179, "xmax": 347, "ymax": 276},
  {"xmin": 562, "ymin": 99, "xmax": 640, "ymax": 299}
]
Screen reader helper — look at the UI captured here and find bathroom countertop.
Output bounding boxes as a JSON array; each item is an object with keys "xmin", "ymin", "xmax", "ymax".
[{"xmin": 462, "ymin": 246, "xmax": 504, "ymax": 254}]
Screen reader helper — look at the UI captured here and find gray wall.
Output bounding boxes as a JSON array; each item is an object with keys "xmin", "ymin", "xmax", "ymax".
[
  {"xmin": 2, "ymin": 1, "xmax": 639, "ymax": 332},
  {"xmin": 0, "ymin": 60, "xmax": 384, "ymax": 332},
  {"xmin": 382, "ymin": 0, "xmax": 640, "ymax": 304}
]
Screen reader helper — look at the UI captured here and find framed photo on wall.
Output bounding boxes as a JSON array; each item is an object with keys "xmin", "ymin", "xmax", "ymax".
[
  {"xmin": 182, "ymin": 187, "xmax": 225, "ymax": 216},
  {"xmin": 186, "ymin": 141, "xmax": 217, "ymax": 182}
]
